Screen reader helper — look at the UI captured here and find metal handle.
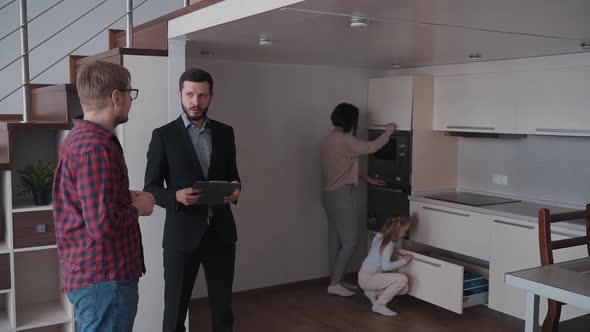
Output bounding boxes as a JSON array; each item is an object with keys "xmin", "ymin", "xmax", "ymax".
[
  {"xmin": 370, "ymin": 186, "xmax": 404, "ymax": 193},
  {"xmin": 551, "ymin": 230, "xmax": 577, "ymax": 238},
  {"xmin": 424, "ymin": 206, "xmax": 470, "ymax": 217},
  {"xmin": 536, "ymin": 128, "xmax": 590, "ymax": 134},
  {"xmin": 399, "ymin": 153, "xmax": 406, "ymax": 157},
  {"xmin": 446, "ymin": 126, "xmax": 495, "ymax": 131},
  {"xmin": 493, "ymin": 219, "xmax": 534, "ymax": 230},
  {"xmin": 413, "ymin": 257, "xmax": 442, "ymax": 268},
  {"xmin": 36, "ymin": 224, "xmax": 47, "ymax": 233}
]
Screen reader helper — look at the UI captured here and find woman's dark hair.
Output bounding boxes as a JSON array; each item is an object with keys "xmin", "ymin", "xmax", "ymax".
[
  {"xmin": 178, "ymin": 68, "xmax": 214, "ymax": 92},
  {"xmin": 330, "ymin": 103, "xmax": 359, "ymax": 134}
]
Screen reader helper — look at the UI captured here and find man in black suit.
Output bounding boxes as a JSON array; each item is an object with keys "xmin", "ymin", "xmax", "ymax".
[{"xmin": 144, "ymin": 68, "xmax": 241, "ymax": 332}]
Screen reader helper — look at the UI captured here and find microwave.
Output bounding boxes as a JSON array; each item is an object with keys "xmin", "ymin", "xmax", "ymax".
[{"xmin": 367, "ymin": 129, "xmax": 411, "ymax": 190}]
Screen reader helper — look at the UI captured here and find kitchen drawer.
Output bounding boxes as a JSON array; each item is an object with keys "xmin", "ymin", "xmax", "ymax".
[
  {"xmin": 399, "ymin": 241, "xmax": 489, "ymax": 314},
  {"xmin": 410, "ymin": 201, "xmax": 491, "ymax": 261},
  {"xmin": 0, "ymin": 254, "xmax": 9, "ymax": 289},
  {"xmin": 488, "ymin": 216, "xmax": 539, "ymax": 320},
  {"xmin": 12, "ymin": 210, "xmax": 56, "ymax": 248}
]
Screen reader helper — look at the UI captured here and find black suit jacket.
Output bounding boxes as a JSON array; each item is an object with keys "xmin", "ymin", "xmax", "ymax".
[{"xmin": 144, "ymin": 116, "xmax": 240, "ymax": 250}]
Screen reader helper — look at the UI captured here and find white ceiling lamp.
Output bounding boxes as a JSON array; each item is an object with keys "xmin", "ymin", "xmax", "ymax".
[
  {"xmin": 390, "ymin": 64, "xmax": 401, "ymax": 69},
  {"xmin": 468, "ymin": 53, "xmax": 482, "ymax": 60},
  {"xmin": 258, "ymin": 34, "xmax": 272, "ymax": 47},
  {"xmin": 349, "ymin": 16, "xmax": 369, "ymax": 28},
  {"xmin": 581, "ymin": 42, "xmax": 590, "ymax": 50}
]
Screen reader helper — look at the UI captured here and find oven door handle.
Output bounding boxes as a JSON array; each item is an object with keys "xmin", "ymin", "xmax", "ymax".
[{"xmin": 369, "ymin": 185, "xmax": 406, "ymax": 193}]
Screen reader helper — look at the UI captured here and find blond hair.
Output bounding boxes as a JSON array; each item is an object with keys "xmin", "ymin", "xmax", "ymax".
[
  {"xmin": 379, "ymin": 216, "xmax": 410, "ymax": 255},
  {"xmin": 76, "ymin": 61, "xmax": 130, "ymax": 110}
]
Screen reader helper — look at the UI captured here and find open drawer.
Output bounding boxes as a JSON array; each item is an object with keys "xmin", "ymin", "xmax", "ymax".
[{"xmin": 398, "ymin": 241, "xmax": 489, "ymax": 314}]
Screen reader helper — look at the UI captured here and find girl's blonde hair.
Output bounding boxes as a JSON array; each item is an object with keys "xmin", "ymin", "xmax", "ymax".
[{"xmin": 379, "ymin": 216, "xmax": 410, "ymax": 255}]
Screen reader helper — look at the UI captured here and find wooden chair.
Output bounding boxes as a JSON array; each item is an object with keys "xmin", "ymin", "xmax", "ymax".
[{"xmin": 538, "ymin": 204, "xmax": 590, "ymax": 332}]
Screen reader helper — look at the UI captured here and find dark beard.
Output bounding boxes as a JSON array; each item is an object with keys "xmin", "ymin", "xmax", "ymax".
[{"xmin": 182, "ymin": 104, "xmax": 208, "ymax": 122}]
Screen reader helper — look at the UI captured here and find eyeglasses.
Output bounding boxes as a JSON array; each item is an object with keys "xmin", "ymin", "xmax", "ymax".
[{"xmin": 119, "ymin": 88, "xmax": 139, "ymax": 100}]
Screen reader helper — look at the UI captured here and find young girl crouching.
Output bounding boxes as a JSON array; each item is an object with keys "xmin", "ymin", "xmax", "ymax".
[{"xmin": 358, "ymin": 213, "xmax": 418, "ymax": 316}]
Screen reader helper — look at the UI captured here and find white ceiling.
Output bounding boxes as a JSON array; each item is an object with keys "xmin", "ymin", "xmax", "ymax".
[{"xmin": 184, "ymin": 0, "xmax": 590, "ymax": 69}]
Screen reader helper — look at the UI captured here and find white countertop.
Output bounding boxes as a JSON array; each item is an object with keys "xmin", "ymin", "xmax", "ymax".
[{"xmin": 409, "ymin": 191, "xmax": 587, "ymax": 233}]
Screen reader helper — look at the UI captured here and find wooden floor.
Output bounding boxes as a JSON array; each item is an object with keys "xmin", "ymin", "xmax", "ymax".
[{"xmin": 190, "ymin": 277, "xmax": 528, "ymax": 332}]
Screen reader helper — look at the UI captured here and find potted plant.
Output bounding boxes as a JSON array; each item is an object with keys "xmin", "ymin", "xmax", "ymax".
[{"xmin": 17, "ymin": 160, "xmax": 56, "ymax": 206}]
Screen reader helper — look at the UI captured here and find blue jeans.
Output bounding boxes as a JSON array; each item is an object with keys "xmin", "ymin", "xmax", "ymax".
[{"xmin": 67, "ymin": 279, "xmax": 139, "ymax": 332}]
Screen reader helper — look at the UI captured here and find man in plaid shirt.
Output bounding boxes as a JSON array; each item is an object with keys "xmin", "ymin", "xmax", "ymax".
[{"xmin": 53, "ymin": 61, "xmax": 155, "ymax": 331}]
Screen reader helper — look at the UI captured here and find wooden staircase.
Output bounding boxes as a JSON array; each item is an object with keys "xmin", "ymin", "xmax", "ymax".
[{"xmin": 0, "ymin": 0, "xmax": 225, "ymax": 172}]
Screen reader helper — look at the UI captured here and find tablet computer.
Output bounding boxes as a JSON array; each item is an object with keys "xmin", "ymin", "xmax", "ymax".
[{"xmin": 192, "ymin": 181, "xmax": 240, "ymax": 205}]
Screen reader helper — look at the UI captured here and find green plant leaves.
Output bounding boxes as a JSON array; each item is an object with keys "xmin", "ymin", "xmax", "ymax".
[{"xmin": 16, "ymin": 160, "xmax": 56, "ymax": 195}]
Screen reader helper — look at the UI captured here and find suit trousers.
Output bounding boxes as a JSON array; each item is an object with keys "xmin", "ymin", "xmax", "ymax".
[{"xmin": 163, "ymin": 225, "xmax": 236, "ymax": 332}]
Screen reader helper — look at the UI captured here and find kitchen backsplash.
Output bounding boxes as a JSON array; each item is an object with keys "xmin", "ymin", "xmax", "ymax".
[{"xmin": 458, "ymin": 135, "xmax": 590, "ymax": 206}]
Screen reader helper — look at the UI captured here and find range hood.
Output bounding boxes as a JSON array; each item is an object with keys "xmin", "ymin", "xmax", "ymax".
[{"xmin": 446, "ymin": 132, "xmax": 527, "ymax": 139}]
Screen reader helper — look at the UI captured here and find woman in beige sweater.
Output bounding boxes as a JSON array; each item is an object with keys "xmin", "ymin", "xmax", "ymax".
[{"xmin": 321, "ymin": 102, "xmax": 396, "ymax": 296}]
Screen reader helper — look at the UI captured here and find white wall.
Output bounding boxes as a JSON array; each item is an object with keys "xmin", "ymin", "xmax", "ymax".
[
  {"xmin": 123, "ymin": 54, "xmax": 169, "ymax": 332},
  {"xmin": 180, "ymin": 58, "xmax": 373, "ymax": 297},
  {"xmin": 458, "ymin": 136, "xmax": 590, "ymax": 206},
  {"xmin": 383, "ymin": 52, "xmax": 590, "ymax": 206},
  {"xmin": 0, "ymin": 0, "xmax": 186, "ymax": 115}
]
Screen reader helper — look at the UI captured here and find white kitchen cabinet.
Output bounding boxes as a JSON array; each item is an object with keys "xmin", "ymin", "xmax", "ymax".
[
  {"xmin": 367, "ymin": 76, "xmax": 413, "ymax": 130},
  {"xmin": 409, "ymin": 201, "xmax": 491, "ymax": 261},
  {"xmin": 488, "ymin": 217, "xmax": 540, "ymax": 319},
  {"xmin": 488, "ymin": 216, "xmax": 589, "ymax": 323},
  {"xmin": 433, "ymin": 73, "xmax": 518, "ymax": 133},
  {"xmin": 516, "ymin": 67, "xmax": 590, "ymax": 136}
]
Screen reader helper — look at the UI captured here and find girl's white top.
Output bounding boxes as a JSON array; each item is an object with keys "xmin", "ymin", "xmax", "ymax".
[{"xmin": 359, "ymin": 233, "xmax": 407, "ymax": 274}]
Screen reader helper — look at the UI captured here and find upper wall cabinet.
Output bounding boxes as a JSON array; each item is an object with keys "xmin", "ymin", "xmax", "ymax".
[
  {"xmin": 367, "ymin": 76, "xmax": 413, "ymax": 130},
  {"xmin": 433, "ymin": 73, "xmax": 518, "ymax": 133},
  {"xmin": 516, "ymin": 67, "xmax": 590, "ymax": 137}
]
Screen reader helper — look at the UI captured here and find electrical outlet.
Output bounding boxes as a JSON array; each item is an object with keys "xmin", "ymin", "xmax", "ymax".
[{"xmin": 492, "ymin": 174, "xmax": 508, "ymax": 186}]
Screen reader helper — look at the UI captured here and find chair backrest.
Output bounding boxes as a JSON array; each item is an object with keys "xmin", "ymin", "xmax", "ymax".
[{"xmin": 538, "ymin": 204, "xmax": 590, "ymax": 266}]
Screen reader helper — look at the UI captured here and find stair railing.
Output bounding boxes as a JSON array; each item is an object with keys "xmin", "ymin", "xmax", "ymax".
[{"xmin": 0, "ymin": 0, "xmax": 149, "ymax": 122}]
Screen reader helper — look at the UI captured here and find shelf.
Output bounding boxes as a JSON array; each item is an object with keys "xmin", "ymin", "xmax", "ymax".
[
  {"xmin": 16, "ymin": 301, "xmax": 71, "ymax": 331},
  {"xmin": 0, "ymin": 310, "xmax": 10, "ymax": 332},
  {"xmin": 14, "ymin": 245, "xmax": 57, "ymax": 253},
  {"xmin": 0, "ymin": 122, "xmax": 71, "ymax": 131},
  {"xmin": 18, "ymin": 324, "xmax": 72, "ymax": 332},
  {"xmin": 0, "ymin": 290, "xmax": 9, "ymax": 295},
  {"xmin": 12, "ymin": 205, "xmax": 53, "ymax": 213},
  {"xmin": 0, "ymin": 292, "xmax": 11, "ymax": 332}
]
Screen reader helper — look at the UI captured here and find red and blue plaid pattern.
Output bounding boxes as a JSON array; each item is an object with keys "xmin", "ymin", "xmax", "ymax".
[{"xmin": 53, "ymin": 119, "xmax": 144, "ymax": 293}]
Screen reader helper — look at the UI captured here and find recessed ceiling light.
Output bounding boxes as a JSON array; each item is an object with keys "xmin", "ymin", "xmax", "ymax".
[
  {"xmin": 468, "ymin": 53, "xmax": 482, "ymax": 60},
  {"xmin": 349, "ymin": 16, "xmax": 369, "ymax": 28},
  {"xmin": 581, "ymin": 42, "xmax": 590, "ymax": 50},
  {"xmin": 390, "ymin": 64, "xmax": 401, "ymax": 69},
  {"xmin": 258, "ymin": 34, "xmax": 272, "ymax": 47},
  {"xmin": 199, "ymin": 49, "xmax": 214, "ymax": 57}
]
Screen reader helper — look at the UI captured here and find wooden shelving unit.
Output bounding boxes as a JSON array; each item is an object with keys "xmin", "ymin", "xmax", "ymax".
[{"xmin": 0, "ymin": 88, "xmax": 79, "ymax": 332}]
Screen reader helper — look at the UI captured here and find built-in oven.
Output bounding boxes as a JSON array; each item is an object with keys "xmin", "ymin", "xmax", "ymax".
[
  {"xmin": 367, "ymin": 185, "xmax": 410, "ymax": 232},
  {"xmin": 367, "ymin": 129, "xmax": 412, "ymax": 232},
  {"xmin": 367, "ymin": 129, "xmax": 411, "ymax": 188}
]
